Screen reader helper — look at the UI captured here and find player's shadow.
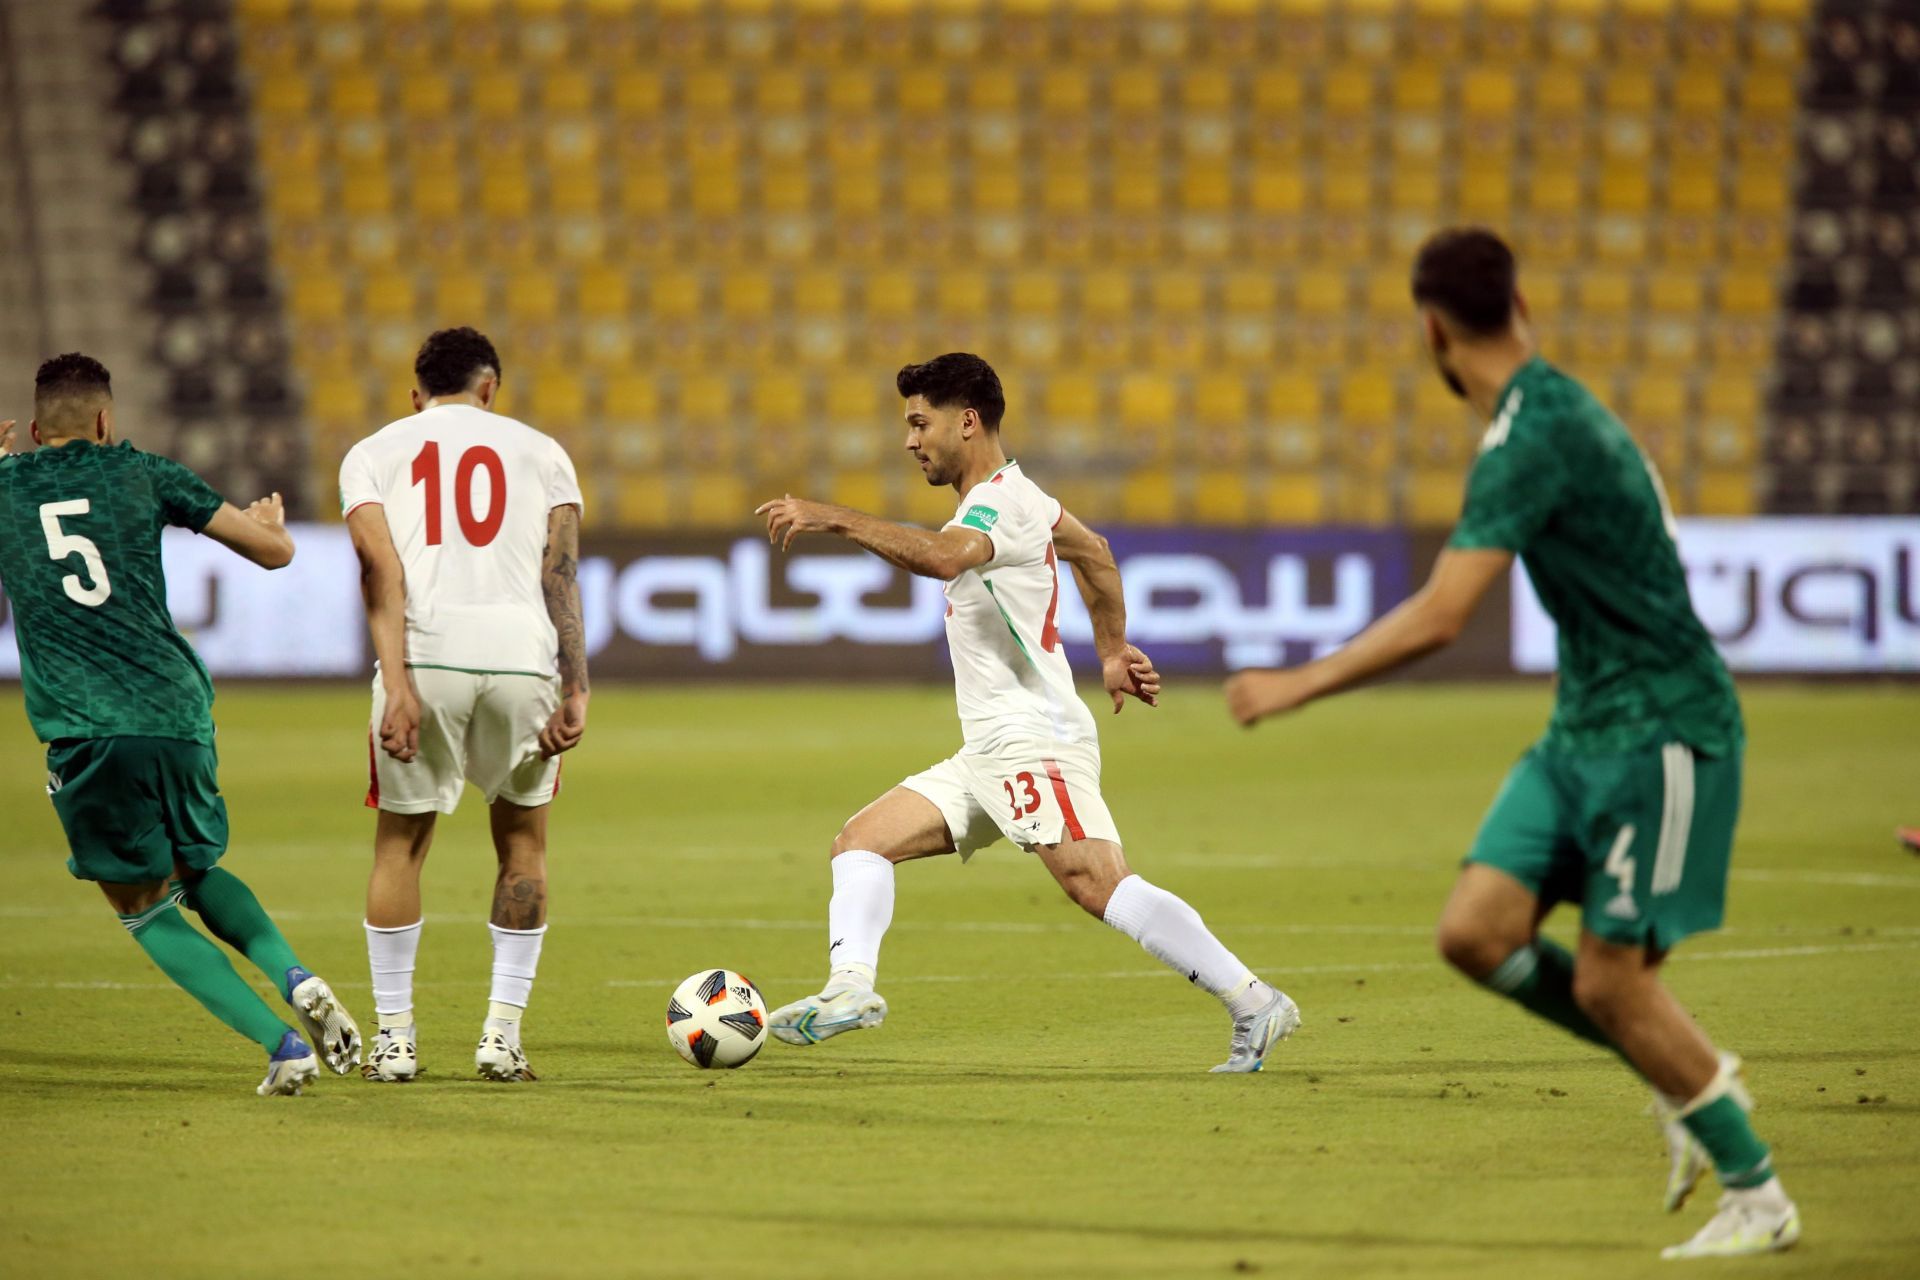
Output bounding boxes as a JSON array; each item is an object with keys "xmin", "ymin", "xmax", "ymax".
[
  {"xmin": 751, "ymin": 1208, "xmax": 1647, "ymax": 1255},
  {"xmin": 0, "ymin": 1044, "xmax": 233, "ymax": 1093}
]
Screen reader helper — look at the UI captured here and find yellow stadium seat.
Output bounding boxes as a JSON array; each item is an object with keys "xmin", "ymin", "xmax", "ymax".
[
  {"xmin": 1392, "ymin": 64, "xmax": 1445, "ymax": 114},
  {"xmin": 830, "ymin": 469, "xmax": 887, "ymax": 515},
  {"xmin": 1726, "ymin": 213, "xmax": 1787, "ymax": 264},
  {"xmin": 604, "ymin": 373, "xmax": 660, "ymax": 427},
  {"xmin": 720, "ymin": 271, "xmax": 774, "ymax": 325},
  {"xmin": 615, "ymin": 472, "xmax": 674, "ymax": 529},
  {"xmin": 617, "ymin": 170, "xmax": 671, "ymax": 219},
  {"xmin": 255, "ymin": 75, "xmax": 315, "ymax": 119},
  {"xmin": 1041, "ymin": 68, "xmax": 1092, "ymax": 113},
  {"xmin": 748, "ymin": 372, "xmax": 808, "ymax": 431},
  {"xmin": 1193, "ymin": 471, "xmax": 1256, "ymax": 525},
  {"xmin": 1733, "ymin": 167, "xmax": 1789, "ymax": 215},
  {"xmin": 1408, "ymin": 468, "xmax": 1468, "ymax": 527},
  {"xmin": 289, "ymin": 274, "xmax": 348, "ymax": 323},
  {"xmin": 1718, "ymin": 269, "xmax": 1776, "ymax": 318},
  {"xmin": 542, "ymin": 75, "xmax": 594, "ymax": 116},
  {"xmin": 264, "ymin": 172, "xmax": 327, "ymax": 221},
  {"xmin": 1082, "ymin": 270, "xmax": 1134, "ymax": 321},
  {"xmin": 547, "ymin": 167, "xmax": 603, "ymax": 218},
  {"xmin": 1322, "ymin": 64, "xmax": 1376, "ymax": 114},
  {"xmin": 1121, "ymin": 472, "xmax": 1179, "ymax": 524},
  {"xmin": 1529, "ymin": 166, "xmax": 1583, "ymax": 214},
  {"xmin": 685, "ymin": 471, "xmax": 748, "ymax": 529},
  {"xmin": 688, "ymin": 168, "xmax": 742, "ymax": 217},
  {"xmin": 1672, "ymin": 68, "xmax": 1727, "ymax": 116},
  {"xmin": 506, "ymin": 269, "xmax": 562, "ymax": 325},
  {"xmin": 1389, "ymin": 167, "xmax": 1443, "ymax": 214},
  {"xmin": 529, "ymin": 367, "xmax": 589, "ymax": 430},
  {"xmin": 1592, "ymin": 215, "xmax": 1651, "ymax": 267},
  {"xmin": 1460, "ymin": 67, "xmax": 1518, "ymax": 117},
  {"xmin": 865, "ymin": 269, "xmax": 918, "ymax": 319},
  {"xmin": 1741, "ymin": 70, "xmax": 1797, "ymax": 119},
  {"xmin": 1626, "ymin": 375, "xmax": 1689, "ymax": 429},
  {"xmin": 307, "ymin": 377, "xmax": 370, "ymax": 429},
  {"xmin": 1151, "ymin": 270, "xmax": 1206, "ymax": 319},
  {"xmin": 326, "ymin": 71, "xmax": 382, "ymax": 118},
  {"xmin": 479, "ymin": 173, "xmax": 534, "ymax": 220},
  {"xmin": 827, "ymin": 372, "xmax": 885, "ymax": 426},
  {"xmin": 1332, "ymin": 474, "xmax": 1394, "ymax": 526},
  {"xmin": 1694, "ymin": 470, "xmax": 1756, "ymax": 516},
  {"xmin": 1295, "ymin": 268, "xmax": 1349, "ymax": 319},
  {"xmin": 1578, "ymin": 271, "xmax": 1635, "ymax": 318},
  {"xmin": 1572, "ymin": 318, "xmax": 1633, "ymax": 369},
  {"xmin": 1598, "ymin": 165, "xmax": 1652, "ymax": 214},
  {"xmin": 898, "ymin": 72, "xmax": 948, "ymax": 116},
  {"xmin": 361, "ymin": 274, "xmax": 417, "ymax": 322},
  {"xmin": 1251, "ymin": 71, "xmax": 1303, "ymax": 115},
  {"xmin": 430, "ymin": 274, "xmax": 490, "ymax": 327},
  {"xmin": 1264, "ymin": 472, "xmax": 1326, "ymax": 525},
  {"xmin": 581, "ymin": 322, "xmax": 637, "ymax": 372},
  {"xmin": 1249, "ymin": 169, "xmax": 1306, "ymax": 215},
  {"xmin": 678, "ymin": 373, "xmax": 734, "ymax": 427},
  {"xmin": 1457, "ymin": 163, "xmax": 1513, "ymax": 220},
  {"xmin": 1322, "ymin": 165, "xmax": 1374, "ymax": 215},
  {"xmin": 398, "ymin": 72, "xmax": 454, "ymax": 119},
  {"xmin": 1043, "ymin": 373, "xmax": 1101, "ymax": 426},
  {"xmin": 612, "ymin": 70, "xmax": 665, "ymax": 117},
  {"xmin": 1266, "ymin": 372, "xmax": 1325, "ymax": 468},
  {"xmin": 1657, "ymin": 213, "xmax": 1721, "ymax": 265},
  {"xmin": 649, "ymin": 269, "xmax": 704, "ymax": 322}
]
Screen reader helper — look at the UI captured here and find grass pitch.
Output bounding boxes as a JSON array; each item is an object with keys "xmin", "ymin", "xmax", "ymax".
[{"xmin": 1, "ymin": 681, "xmax": 1915, "ymax": 1279}]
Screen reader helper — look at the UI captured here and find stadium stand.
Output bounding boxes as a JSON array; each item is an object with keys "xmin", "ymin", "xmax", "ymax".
[{"xmin": 80, "ymin": 1, "xmax": 1878, "ymax": 527}]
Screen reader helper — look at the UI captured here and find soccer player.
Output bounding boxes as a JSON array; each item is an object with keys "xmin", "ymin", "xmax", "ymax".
[
  {"xmin": 341, "ymin": 328, "xmax": 587, "ymax": 1083},
  {"xmin": 0, "ymin": 354, "xmax": 360, "ymax": 1095},
  {"xmin": 755, "ymin": 353, "xmax": 1298, "ymax": 1071},
  {"xmin": 1224, "ymin": 229, "xmax": 1799, "ymax": 1259}
]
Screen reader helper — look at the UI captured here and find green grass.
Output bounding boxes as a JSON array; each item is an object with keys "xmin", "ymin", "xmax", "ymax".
[{"xmin": 1, "ymin": 682, "xmax": 1916, "ymax": 1279}]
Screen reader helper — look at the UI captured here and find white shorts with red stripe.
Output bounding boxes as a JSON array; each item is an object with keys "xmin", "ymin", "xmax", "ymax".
[
  {"xmin": 367, "ymin": 667, "xmax": 562, "ymax": 815},
  {"xmin": 900, "ymin": 741, "xmax": 1119, "ymax": 857}
]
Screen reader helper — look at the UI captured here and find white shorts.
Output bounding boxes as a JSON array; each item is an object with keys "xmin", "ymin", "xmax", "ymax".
[
  {"xmin": 900, "ymin": 741, "xmax": 1119, "ymax": 858},
  {"xmin": 366, "ymin": 668, "xmax": 562, "ymax": 816}
]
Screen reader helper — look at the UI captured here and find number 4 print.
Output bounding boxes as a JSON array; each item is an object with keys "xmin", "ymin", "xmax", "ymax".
[{"xmin": 1004, "ymin": 772, "xmax": 1041, "ymax": 821}]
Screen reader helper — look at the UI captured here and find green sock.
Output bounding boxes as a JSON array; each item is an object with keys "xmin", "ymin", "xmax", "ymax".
[
  {"xmin": 176, "ymin": 868, "xmax": 303, "ymax": 1001},
  {"xmin": 120, "ymin": 901, "xmax": 292, "ymax": 1053},
  {"xmin": 1481, "ymin": 939, "xmax": 1616, "ymax": 1052},
  {"xmin": 1682, "ymin": 1094, "xmax": 1774, "ymax": 1189}
]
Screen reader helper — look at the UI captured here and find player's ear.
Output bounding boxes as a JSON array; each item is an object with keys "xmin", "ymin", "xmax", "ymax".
[
  {"xmin": 29, "ymin": 418, "xmax": 42, "ymax": 446},
  {"xmin": 411, "ymin": 387, "xmax": 425, "ymax": 412},
  {"xmin": 1421, "ymin": 309, "xmax": 1446, "ymax": 354},
  {"xmin": 95, "ymin": 406, "xmax": 111, "ymax": 443},
  {"xmin": 1512, "ymin": 289, "xmax": 1531, "ymax": 324},
  {"xmin": 477, "ymin": 375, "xmax": 498, "ymax": 409}
]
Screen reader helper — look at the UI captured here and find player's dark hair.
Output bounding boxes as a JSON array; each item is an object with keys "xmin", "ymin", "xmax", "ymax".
[
  {"xmin": 896, "ymin": 352, "xmax": 1005, "ymax": 430},
  {"xmin": 414, "ymin": 326, "xmax": 503, "ymax": 397},
  {"xmin": 1411, "ymin": 228, "xmax": 1519, "ymax": 337},
  {"xmin": 34, "ymin": 352, "xmax": 113, "ymax": 403}
]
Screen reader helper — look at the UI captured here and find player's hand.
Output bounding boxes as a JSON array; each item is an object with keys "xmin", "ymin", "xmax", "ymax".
[
  {"xmin": 380, "ymin": 682, "xmax": 422, "ymax": 763},
  {"xmin": 754, "ymin": 494, "xmax": 838, "ymax": 551},
  {"xmin": 1224, "ymin": 668, "xmax": 1314, "ymax": 728},
  {"xmin": 0, "ymin": 420, "xmax": 16, "ymax": 455},
  {"xmin": 243, "ymin": 492, "xmax": 286, "ymax": 527},
  {"xmin": 1103, "ymin": 644, "xmax": 1161, "ymax": 712},
  {"xmin": 539, "ymin": 691, "xmax": 589, "ymax": 759}
]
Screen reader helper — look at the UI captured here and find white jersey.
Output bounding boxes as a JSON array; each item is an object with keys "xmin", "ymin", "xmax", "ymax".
[
  {"xmin": 940, "ymin": 461, "xmax": 1098, "ymax": 754},
  {"xmin": 339, "ymin": 403, "xmax": 582, "ymax": 677}
]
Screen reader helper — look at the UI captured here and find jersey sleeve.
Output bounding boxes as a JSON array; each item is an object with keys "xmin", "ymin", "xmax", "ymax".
[
  {"xmin": 945, "ymin": 481, "xmax": 1046, "ymax": 570},
  {"xmin": 1448, "ymin": 420, "xmax": 1568, "ymax": 554},
  {"xmin": 338, "ymin": 443, "xmax": 380, "ymax": 518},
  {"xmin": 146, "ymin": 455, "xmax": 225, "ymax": 532},
  {"xmin": 547, "ymin": 440, "xmax": 584, "ymax": 511}
]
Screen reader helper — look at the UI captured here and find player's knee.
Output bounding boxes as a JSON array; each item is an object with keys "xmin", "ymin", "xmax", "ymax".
[
  {"xmin": 1434, "ymin": 918, "xmax": 1511, "ymax": 980},
  {"xmin": 830, "ymin": 824, "xmax": 861, "ymax": 859},
  {"xmin": 1571, "ymin": 961, "xmax": 1637, "ymax": 1027}
]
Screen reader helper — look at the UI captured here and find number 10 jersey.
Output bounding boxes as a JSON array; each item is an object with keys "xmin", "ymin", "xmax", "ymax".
[{"xmin": 339, "ymin": 404, "xmax": 582, "ymax": 679}]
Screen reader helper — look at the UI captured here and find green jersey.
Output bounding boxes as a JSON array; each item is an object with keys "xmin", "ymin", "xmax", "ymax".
[
  {"xmin": 1448, "ymin": 357, "xmax": 1742, "ymax": 756},
  {"xmin": 0, "ymin": 440, "xmax": 225, "ymax": 745}
]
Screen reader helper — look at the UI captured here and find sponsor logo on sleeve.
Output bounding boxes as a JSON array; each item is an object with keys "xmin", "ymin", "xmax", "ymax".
[{"xmin": 960, "ymin": 505, "xmax": 1001, "ymax": 534}]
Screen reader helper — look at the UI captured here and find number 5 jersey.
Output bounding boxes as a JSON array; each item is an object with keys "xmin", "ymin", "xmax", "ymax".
[
  {"xmin": 0, "ymin": 440, "xmax": 223, "ymax": 745},
  {"xmin": 339, "ymin": 404, "xmax": 582, "ymax": 679}
]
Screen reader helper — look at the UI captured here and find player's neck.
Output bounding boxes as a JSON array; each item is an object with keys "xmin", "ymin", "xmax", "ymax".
[
  {"xmin": 952, "ymin": 442, "xmax": 1010, "ymax": 494},
  {"xmin": 422, "ymin": 394, "xmax": 488, "ymax": 411},
  {"xmin": 1458, "ymin": 338, "xmax": 1535, "ymax": 419}
]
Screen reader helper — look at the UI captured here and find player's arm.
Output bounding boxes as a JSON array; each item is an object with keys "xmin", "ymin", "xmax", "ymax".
[
  {"xmin": 754, "ymin": 494, "xmax": 992, "ymax": 582},
  {"xmin": 199, "ymin": 493, "xmax": 295, "ymax": 569},
  {"xmin": 1225, "ymin": 547, "xmax": 1513, "ymax": 727},
  {"xmin": 1053, "ymin": 509, "xmax": 1160, "ymax": 712},
  {"xmin": 537, "ymin": 502, "xmax": 588, "ymax": 759},
  {"xmin": 346, "ymin": 503, "xmax": 419, "ymax": 763}
]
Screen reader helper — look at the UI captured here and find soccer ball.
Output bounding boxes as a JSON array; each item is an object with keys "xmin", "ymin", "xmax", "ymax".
[{"xmin": 666, "ymin": 969, "xmax": 768, "ymax": 1069}]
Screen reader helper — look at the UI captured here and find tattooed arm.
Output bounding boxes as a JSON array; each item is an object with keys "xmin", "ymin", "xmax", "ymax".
[{"xmin": 538, "ymin": 502, "xmax": 589, "ymax": 758}]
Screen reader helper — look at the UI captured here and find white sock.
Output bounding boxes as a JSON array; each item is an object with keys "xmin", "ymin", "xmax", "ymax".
[
  {"xmin": 826, "ymin": 850, "xmax": 894, "ymax": 991},
  {"xmin": 488, "ymin": 922, "xmax": 547, "ymax": 1013},
  {"xmin": 365, "ymin": 919, "xmax": 421, "ymax": 1021},
  {"xmin": 1102, "ymin": 875, "xmax": 1266, "ymax": 1016},
  {"xmin": 1731, "ymin": 1176, "xmax": 1792, "ymax": 1210}
]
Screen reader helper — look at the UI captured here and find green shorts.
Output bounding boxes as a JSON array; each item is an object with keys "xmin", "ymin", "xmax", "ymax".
[
  {"xmin": 1465, "ymin": 739, "xmax": 1742, "ymax": 952},
  {"xmin": 46, "ymin": 736, "xmax": 229, "ymax": 884}
]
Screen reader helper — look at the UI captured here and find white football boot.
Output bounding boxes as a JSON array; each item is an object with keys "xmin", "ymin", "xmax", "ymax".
[
  {"xmin": 768, "ymin": 984, "xmax": 888, "ymax": 1046},
  {"xmin": 1652, "ymin": 1052, "xmax": 1752, "ymax": 1212},
  {"xmin": 287, "ymin": 969, "xmax": 362, "ymax": 1076},
  {"xmin": 476, "ymin": 1028, "xmax": 537, "ymax": 1082},
  {"xmin": 361, "ymin": 1024, "xmax": 418, "ymax": 1083},
  {"xmin": 257, "ymin": 1029, "xmax": 321, "ymax": 1097},
  {"xmin": 1661, "ymin": 1181, "xmax": 1801, "ymax": 1260},
  {"xmin": 1210, "ymin": 986, "xmax": 1301, "ymax": 1074}
]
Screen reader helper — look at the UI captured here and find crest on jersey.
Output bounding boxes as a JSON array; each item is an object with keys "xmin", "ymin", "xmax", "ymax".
[{"xmin": 959, "ymin": 504, "xmax": 1000, "ymax": 533}]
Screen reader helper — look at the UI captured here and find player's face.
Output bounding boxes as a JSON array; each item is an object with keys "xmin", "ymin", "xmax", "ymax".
[
  {"xmin": 1421, "ymin": 309, "xmax": 1469, "ymax": 400},
  {"xmin": 902, "ymin": 395, "xmax": 966, "ymax": 486}
]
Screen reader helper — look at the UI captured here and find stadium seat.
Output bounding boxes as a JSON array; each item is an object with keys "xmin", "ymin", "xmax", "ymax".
[
  {"xmin": 1407, "ymin": 468, "xmax": 1468, "ymax": 527},
  {"xmin": 1264, "ymin": 472, "xmax": 1326, "ymax": 525},
  {"xmin": 614, "ymin": 472, "xmax": 675, "ymax": 529},
  {"xmin": 1192, "ymin": 471, "xmax": 1256, "ymax": 525},
  {"xmin": 1121, "ymin": 472, "xmax": 1179, "ymax": 523}
]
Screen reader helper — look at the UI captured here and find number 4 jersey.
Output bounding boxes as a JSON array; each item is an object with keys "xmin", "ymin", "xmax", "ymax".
[
  {"xmin": 339, "ymin": 404, "xmax": 583, "ymax": 678},
  {"xmin": 0, "ymin": 440, "xmax": 224, "ymax": 745}
]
